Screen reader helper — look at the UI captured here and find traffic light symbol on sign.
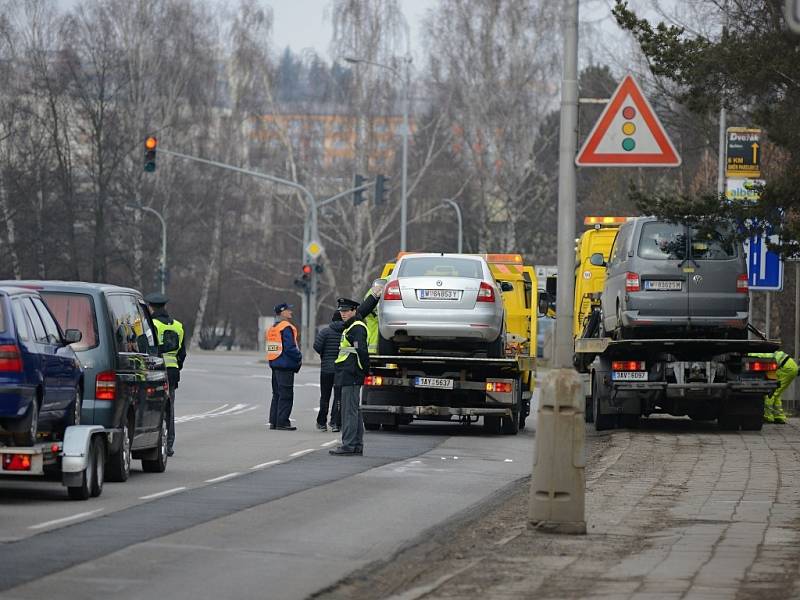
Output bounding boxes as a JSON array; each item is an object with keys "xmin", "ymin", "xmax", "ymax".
[{"xmin": 144, "ymin": 136, "xmax": 158, "ymax": 172}]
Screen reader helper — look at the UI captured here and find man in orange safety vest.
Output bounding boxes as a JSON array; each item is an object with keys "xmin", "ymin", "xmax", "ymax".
[{"xmin": 266, "ymin": 302, "xmax": 302, "ymax": 430}]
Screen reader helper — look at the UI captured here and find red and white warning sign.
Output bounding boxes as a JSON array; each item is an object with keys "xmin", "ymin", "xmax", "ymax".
[{"xmin": 575, "ymin": 74, "xmax": 681, "ymax": 167}]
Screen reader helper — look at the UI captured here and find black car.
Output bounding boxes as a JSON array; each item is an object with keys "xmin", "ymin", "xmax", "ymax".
[{"xmin": 3, "ymin": 281, "xmax": 172, "ymax": 481}]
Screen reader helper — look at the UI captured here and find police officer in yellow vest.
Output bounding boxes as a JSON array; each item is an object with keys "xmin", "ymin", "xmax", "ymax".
[
  {"xmin": 750, "ymin": 349, "xmax": 798, "ymax": 424},
  {"xmin": 266, "ymin": 302, "xmax": 302, "ymax": 430},
  {"xmin": 329, "ymin": 298, "xmax": 369, "ymax": 455},
  {"xmin": 145, "ymin": 293, "xmax": 186, "ymax": 457}
]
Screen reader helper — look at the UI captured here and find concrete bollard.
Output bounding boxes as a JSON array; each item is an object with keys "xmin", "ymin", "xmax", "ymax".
[{"xmin": 528, "ymin": 368, "xmax": 586, "ymax": 534}]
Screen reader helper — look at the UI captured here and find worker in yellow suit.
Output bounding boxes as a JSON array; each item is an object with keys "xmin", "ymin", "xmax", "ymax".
[{"xmin": 752, "ymin": 350, "xmax": 797, "ymax": 424}]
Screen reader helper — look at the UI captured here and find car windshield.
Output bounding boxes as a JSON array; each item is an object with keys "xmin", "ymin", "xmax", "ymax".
[
  {"xmin": 689, "ymin": 226, "xmax": 737, "ymax": 260},
  {"xmin": 638, "ymin": 222, "xmax": 686, "ymax": 260},
  {"xmin": 398, "ymin": 257, "xmax": 484, "ymax": 279},
  {"xmin": 40, "ymin": 292, "xmax": 98, "ymax": 350}
]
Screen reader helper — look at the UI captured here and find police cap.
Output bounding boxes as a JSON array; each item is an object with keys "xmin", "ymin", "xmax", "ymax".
[
  {"xmin": 274, "ymin": 302, "xmax": 294, "ymax": 315},
  {"xmin": 144, "ymin": 292, "xmax": 169, "ymax": 306},
  {"xmin": 336, "ymin": 297, "xmax": 359, "ymax": 311}
]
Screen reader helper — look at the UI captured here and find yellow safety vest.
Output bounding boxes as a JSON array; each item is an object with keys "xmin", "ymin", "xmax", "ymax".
[
  {"xmin": 363, "ymin": 291, "xmax": 379, "ymax": 353},
  {"xmin": 266, "ymin": 321, "xmax": 298, "ymax": 362},
  {"xmin": 153, "ymin": 318, "xmax": 184, "ymax": 369},
  {"xmin": 335, "ymin": 320, "xmax": 368, "ymax": 370}
]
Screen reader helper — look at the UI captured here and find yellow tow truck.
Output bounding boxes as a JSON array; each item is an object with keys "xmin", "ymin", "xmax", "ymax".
[{"xmin": 363, "ymin": 253, "xmax": 538, "ymax": 434}]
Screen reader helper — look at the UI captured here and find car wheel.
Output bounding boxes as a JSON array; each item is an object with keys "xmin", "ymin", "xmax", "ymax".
[
  {"xmin": 107, "ymin": 418, "xmax": 132, "ymax": 482},
  {"xmin": 67, "ymin": 438, "xmax": 96, "ymax": 501},
  {"xmin": 377, "ymin": 332, "xmax": 396, "ymax": 355},
  {"xmin": 15, "ymin": 400, "xmax": 39, "ymax": 446},
  {"xmin": 501, "ymin": 410, "xmax": 519, "ymax": 434},
  {"xmin": 90, "ymin": 437, "xmax": 105, "ymax": 497},
  {"xmin": 592, "ymin": 375, "xmax": 615, "ymax": 431},
  {"xmin": 487, "ymin": 333, "xmax": 505, "ymax": 358},
  {"xmin": 142, "ymin": 412, "xmax": 168, "ymax": 473},
  {"xmin": 66, "ymin": 387, "xmax": 82, "ymax": 428}
]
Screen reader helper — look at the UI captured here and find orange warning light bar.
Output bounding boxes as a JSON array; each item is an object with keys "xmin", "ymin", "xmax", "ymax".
[
  {"xmin": 584, "ymin": 216, "xmax": 632, "ymax": 226},
  {"xmin": 484, "ymin": 253, "xmax": 523, "ymax": 264}
]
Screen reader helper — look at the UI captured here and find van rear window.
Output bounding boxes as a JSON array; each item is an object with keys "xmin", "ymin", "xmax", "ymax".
[
  {"xmin": 689, "ymin": 227, "xmax": 737, "ymax": 260},
  {"xmin": 638, "ymin": 222, "xmax": 686, "ymax": 260},
  {"xmin": 40, "ymin": 292, "xmax": 98, "ymax": 350},
  {"xmin": 398, "ymin": 257, "xmax": 484, "ymax": 278},
  {"xmin": 0, "ymin": 301, "xmax": 5, "ymax": 333}
]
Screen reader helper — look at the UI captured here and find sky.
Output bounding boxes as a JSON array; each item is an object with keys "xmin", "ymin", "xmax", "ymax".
[
  {"xmin": 266, "ymin": 0, "xmax": 430, "ymax": 61},
  {"xmin": 263, "ymin": 0, "xmax": 667, "ymax": 72}
]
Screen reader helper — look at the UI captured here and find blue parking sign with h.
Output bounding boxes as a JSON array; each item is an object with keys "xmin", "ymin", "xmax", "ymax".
[{"xmin": 744, "ymin": 235, "xmax": 783, "ymax": 291}]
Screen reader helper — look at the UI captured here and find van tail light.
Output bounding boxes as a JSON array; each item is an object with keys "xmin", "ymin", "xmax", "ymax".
[
  {"xmin": 612, "ymin": 361, "xmax": 646, "ymax": 371},
  {"xmin": 477, "ymin": 282, "xmax": 496, "ymax": 302},
  {"xmin": 625, "ymin": 272, "xmax": 640, "ymax": 292},
  {"xmin": 743, "ymin": 359, "xmax": 777, "ymax": 372},
  {"xmin": 364, "ymin": 375, "xmax": 383, "ymax": 386},
  {"xmin": 737, "ymin": 274, "xmax": 749, "ymax": 293},
  {"xmin": 95, "ymin": 370, "xmax": 117, "ymax": 401},
  {"xmin": 383, "ymin": 280, "xmax": 402, "ymax": 301},
  {"xmin": 0, "ymin": 344, "xmax": 23, "ymax": 372}
]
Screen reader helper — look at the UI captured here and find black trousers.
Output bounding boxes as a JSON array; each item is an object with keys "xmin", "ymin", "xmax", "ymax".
[
  {"xmin": 317, "ymin": 371, "xmax": 341, "ymax": 427},
  {"xmin": 269, "ymin": 369, "xmax": 295, "ymax": 426}
]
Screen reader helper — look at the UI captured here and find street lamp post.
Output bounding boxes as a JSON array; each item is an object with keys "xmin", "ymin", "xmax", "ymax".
[
  {"xmin": 344, "ymin": 54, "xmax": 411, "ymax": 251},
  {"xmin": 440, "ymin": 199, "xmax": 463, "ymax": 253},
  {"xmin": 125, "ymin": 204, "xmax": 167, "ymax": 294}
]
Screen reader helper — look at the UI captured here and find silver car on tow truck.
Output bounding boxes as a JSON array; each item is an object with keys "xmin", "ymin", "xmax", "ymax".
[{"xmin": 377, "ymin": 253, "xmax": 507, "ymax": 357}]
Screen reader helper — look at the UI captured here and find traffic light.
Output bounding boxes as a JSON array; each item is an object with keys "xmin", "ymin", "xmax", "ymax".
[
  {"xmin": 353, "ymin": 173, "xmax": 365, "ymax": 205},
  {"xmin": 144, "ymin": 136, "xmax": 158, "ymax": 172},
  {"xmin": 374, "ymin": 174, "xmax": 388, "ymax": 205},
  {"xmin": 294, "ymin": 264, "xmax": 313, "ymax": 292}
]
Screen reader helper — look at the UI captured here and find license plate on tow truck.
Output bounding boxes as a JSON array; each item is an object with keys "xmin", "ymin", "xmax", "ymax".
[
  {"xmin": 414, "ymin": 377, "xmax": 454, "ymax": 389},
  {"xmin": 612, "ymin": 371, "xmax": 648, "ymax": 381}
]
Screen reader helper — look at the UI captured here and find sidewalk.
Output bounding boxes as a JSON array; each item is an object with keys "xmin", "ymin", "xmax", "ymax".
[{"xmin": 317, "ymin": 419, "xmax": 800, "ymax": 600}]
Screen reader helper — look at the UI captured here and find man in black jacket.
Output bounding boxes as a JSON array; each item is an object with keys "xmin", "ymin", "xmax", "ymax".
[
  {"xmin": 329, "ymin": 297, "xmax": 370, "ymax": 456},
  {"xmin": 313, "ymin": 311, "xmax": 344, "ymax": 432}
]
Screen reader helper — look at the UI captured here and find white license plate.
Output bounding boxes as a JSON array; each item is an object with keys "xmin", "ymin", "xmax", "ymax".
[
  {"xmin": 418, "ymin": 289, "xmax": 461, "ymax": 300},
  {"xmin": 414, "ymin": 377, "xmax": 454, "ymax": 389},
  {"xmin": 644, "ymin": 280, "xmax": 682, "ymax": 291},
  {"xmin": 612, "ymin": 371, "xmax": 648, "ymax": 381}
]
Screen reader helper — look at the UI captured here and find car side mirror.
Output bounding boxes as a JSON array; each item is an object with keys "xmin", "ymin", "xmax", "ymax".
[
  {"xmin": 500, "ymin": 281, "xmax": 513, "ymax": 292},
  {"xmin": 589, "ymin": 253, "xmax": 606, "ymax": 267},
  {"xmin": 64, "ymin": 329, "xmax": 82, "ymax": 344},
  {"xmin": 160, "ymin": 330, "xmax": 180, "ymax": 353}
]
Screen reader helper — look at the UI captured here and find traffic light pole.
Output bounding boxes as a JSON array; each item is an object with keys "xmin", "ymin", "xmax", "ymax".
[{"xmin": 157, "ymin": 148, "xmax": 319, "ymax": 357}]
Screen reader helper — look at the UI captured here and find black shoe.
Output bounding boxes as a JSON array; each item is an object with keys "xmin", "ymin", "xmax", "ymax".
[
  {"xmin": 167, "ymin": 449, "xmax": 175, "ymax": 457},
  {"xmin": 331, "ymin": 425, "xmax": 341, "ymax": 432},
  {"xmin": 276, "ymin": 425, "xmax": 297, "ymax": 431},
  {"xmin": 268, "ymin": 423, "xmax": 276, "ymax": 430},
  {"xmin": 329, "ymin": 446, "xmax": 358, "ymax": 455},
  {"xmin": 353, "ymin": 447, "xmax": 363, "ymax": 455},
  {"xmin": 316, "ymin": 423, "xmax": 328, "ymax": 432}
]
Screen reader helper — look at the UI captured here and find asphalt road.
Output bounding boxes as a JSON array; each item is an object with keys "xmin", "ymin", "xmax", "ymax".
[{"xmin": 0, "ymin": 351, "xmax": 535, "ymax": 599}]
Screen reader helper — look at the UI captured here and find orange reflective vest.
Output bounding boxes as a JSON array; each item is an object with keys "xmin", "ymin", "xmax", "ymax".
[{"xmin": 266, "ymin": 321, "xmax": 298, "ymax": 362}]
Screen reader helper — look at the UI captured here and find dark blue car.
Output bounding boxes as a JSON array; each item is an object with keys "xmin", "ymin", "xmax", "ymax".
[{"xmin": 0, "ymin": 286, "xmax": 83, "ymax": 445}]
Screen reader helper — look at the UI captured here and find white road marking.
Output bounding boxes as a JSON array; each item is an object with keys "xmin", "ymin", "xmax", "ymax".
[
  {"xmin": 205, "ymin": 472, "xmax": 240, "ymax": 483},
  {"xmin": 30, "ymin": 509, "xmax": 104, "ymax": 530},
  {"xmin": 181, "ymin": 368, "xmax": 209, "ymax": 373},
  {"xmin": 321, "ymin": 440, "xmax": 338, "ymax": 447},
  {"xmin": 504, "ymin": 459, "xmax": 514, "ymax": 463},
  {"xmin": 289, "ymin": 448, "xmax": 315, "ymax": 457},
  {"xmin": 249, "ymin": 374, "xmax": 270, "ymax": 379},
  {"xmin": 140, "ymin": 487, "xmax": 186, "ymax": 500},
  {"xmin": 177, "ymin": 403, "xmax": 254, "ymax": 423},
  {"xmin": 251, "ymin": 460, "xmax": 281, "ymax": 470}
]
